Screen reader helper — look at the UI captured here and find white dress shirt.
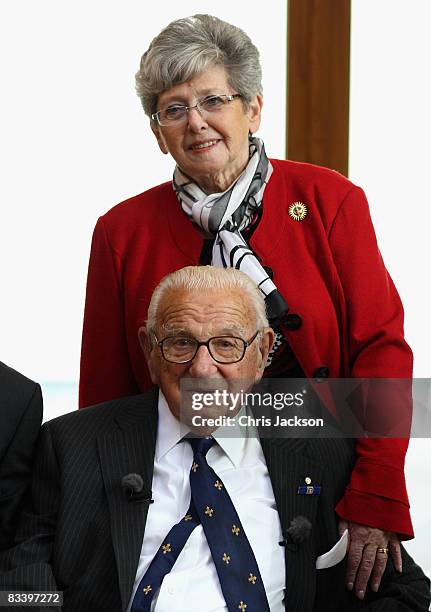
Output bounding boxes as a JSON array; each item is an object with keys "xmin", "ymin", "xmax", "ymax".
[{"xmin": 127, "ymin": 392, "xmax": 286, "ymax": 612}]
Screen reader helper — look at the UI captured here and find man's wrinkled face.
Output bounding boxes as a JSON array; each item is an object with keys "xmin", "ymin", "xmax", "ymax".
[{"xmin": 139, "ymin": 287, "xmax": 274, "ymax": 426}]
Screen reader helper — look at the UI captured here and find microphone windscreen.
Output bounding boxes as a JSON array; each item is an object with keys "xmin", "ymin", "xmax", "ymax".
[
  {"xmin": 121, "ymin": 473, "xmax": 144, "ymax": 494},
  {"xmin": 286, "ymin": 516, "xmax": 312, "ymax": 544}
]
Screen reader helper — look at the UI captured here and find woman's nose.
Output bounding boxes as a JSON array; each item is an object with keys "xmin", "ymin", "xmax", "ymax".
[{"xmin": 186, "ymin": 106, "xmax": 209, "ymax": 131}]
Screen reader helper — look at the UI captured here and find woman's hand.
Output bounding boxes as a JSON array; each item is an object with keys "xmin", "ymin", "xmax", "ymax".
[{"xmin": 338, "ymin": 519, "xmax": 402, "ymax": 599}]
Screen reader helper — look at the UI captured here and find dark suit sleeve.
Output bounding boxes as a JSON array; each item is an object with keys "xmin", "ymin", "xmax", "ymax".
[
  {"xmin": 0, "ymin": 422, "xmax": 59, "ymax": 593},
  {"xmin": 363, "ymin": 547, "xmax": 430, "ymax": 611},
  {"xmin": 0, "ymin": 384, "xmax": 43, "ymax": 550}
]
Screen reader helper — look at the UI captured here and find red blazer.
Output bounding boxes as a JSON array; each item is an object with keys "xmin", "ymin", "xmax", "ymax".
[{"xmin": 80, "ymin": 159, "xmax": 413, "ymax": 538}]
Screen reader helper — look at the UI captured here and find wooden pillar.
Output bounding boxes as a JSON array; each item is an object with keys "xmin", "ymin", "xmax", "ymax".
[{"xmin": 287, "ymin": 0, "xmax": 351, "ymax": 176}]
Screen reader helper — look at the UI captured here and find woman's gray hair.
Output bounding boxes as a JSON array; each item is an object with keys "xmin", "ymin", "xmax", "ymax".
[
  {"xmin": 147, "ymin": 266, "xmax": 269, "ymax": 333},
  {"xmin": 136, "ymin": 14, "xmax": 262, "ymax": 117}
]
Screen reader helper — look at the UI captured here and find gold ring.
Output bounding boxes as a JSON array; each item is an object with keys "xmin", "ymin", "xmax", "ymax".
[{"xmin": 377, "ymin": 547, "xmax": 389, "ymax": 555}]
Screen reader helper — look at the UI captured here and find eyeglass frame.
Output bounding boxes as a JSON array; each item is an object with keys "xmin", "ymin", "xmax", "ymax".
[
  {"xmin": 151, "ymin": 93, "xmax": 243, "ymax": 127},
  {"xmin": 152, "ymin": 330, "xmax": 261, "ymax": 364}
]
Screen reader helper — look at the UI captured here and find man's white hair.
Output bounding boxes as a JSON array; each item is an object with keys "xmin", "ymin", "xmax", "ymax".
[{"xmin": 146, "ymin": 266, "xmax": 269, "ymax": 332}]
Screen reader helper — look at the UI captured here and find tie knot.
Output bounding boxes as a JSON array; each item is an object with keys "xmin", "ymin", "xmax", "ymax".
[{"xmin": 189, "ymin": 436, "xmax": 215, "ymax": 457}]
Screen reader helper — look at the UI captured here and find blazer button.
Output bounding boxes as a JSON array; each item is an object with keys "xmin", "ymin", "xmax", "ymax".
[
  {"xmin": 313, "ymin": 366, "xmax": 330, "ymax": 381},
  {"xmin": 263, "ymin": 265, "xmax": 274, "ymax": 280},
  {"xmin": 283, "ymin": 313, "xmax": 302, "ymax": 330}
]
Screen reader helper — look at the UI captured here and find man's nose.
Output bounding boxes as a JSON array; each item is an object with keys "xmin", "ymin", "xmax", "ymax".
[{"xmin": 188, "ymin": 344, "xmax": 218, "ymax": 376}]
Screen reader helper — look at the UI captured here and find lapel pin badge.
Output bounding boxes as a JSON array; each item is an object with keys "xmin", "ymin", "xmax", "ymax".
[
  {"xmin": 297, "ymin": 476, "xmax": 321, "ymax": 496},
  {"xmin": 289, "ymin": 201, "xmax": 308, "ymax": 221}
]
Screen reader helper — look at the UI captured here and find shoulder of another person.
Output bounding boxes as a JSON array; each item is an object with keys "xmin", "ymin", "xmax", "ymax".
[
  {"xmin": 0, "ymin": 361, "xmax": 40, "ymax": 405},
  {"xmin": 0, "ymin": 363, "xmax": 41, "ymax": 458}
]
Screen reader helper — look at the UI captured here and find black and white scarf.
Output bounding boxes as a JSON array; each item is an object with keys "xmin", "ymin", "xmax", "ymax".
[{"xmin": 173, "ymin": 136, "xmax": 288, "ymax": 325}]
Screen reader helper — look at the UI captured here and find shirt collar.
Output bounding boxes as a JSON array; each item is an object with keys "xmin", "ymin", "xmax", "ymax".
[
  {"xmin": 156, "ymin": 391, "xmax": 190, "ymax": 460},
  {"xmin": 211, "ymin": 405, "xmax": 249, "ymax": 468}
]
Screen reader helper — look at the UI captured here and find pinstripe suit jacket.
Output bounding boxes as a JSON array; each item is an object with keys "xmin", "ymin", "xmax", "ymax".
[{"xmin": 0, "ymin": 388, "xmax": 429, "ymax": 611}]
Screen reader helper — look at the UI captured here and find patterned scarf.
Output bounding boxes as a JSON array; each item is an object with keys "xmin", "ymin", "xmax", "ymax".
[{"xmin": 173, "ymin": 136, "xmax": 288, "ymax": 325}]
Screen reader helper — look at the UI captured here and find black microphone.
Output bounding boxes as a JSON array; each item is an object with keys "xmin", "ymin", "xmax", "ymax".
[
  {"xmin": 121, "ymin": 473, "xmax": 154, "ymax": 504},
  {"xmin": 279, "ymin": 516, "xmax": 312, "ymax": 549}
]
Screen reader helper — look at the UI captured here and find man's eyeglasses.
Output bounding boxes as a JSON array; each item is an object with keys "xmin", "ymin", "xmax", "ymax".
[
  {"xmin": 153, "ymin": 331, "xmax": 260, "ymax": 364},
  {"xmin": 151, "ymin": 94, "xmax": 242, "ymax": 127}
]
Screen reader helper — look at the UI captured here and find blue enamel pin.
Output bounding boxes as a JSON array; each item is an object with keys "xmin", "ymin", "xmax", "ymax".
[{"xmin": 297, "ymin": 476, "xmax": 321, "ymax": 496}]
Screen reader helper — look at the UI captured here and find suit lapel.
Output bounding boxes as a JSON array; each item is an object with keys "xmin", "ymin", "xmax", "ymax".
[
  {"xmin": 260, "ymin": 437, "xmax": 324, "ymax": 611},
  {"xmin": 98, "ymin": 389, "xmax": 158, "ymax": 612}
]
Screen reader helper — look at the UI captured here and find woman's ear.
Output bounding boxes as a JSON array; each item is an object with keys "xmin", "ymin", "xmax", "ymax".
[
  {"xmin": 247, "ymin": 95, "xmax": 263, "ymax": 134},
  {"xmin": 151, "ymin": 122, "xmax": 169, "ymax": 154}
]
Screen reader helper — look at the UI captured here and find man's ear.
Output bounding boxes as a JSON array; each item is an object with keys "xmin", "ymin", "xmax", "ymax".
[
  {"xmin": 151, "ymin": 121, "xmax": 169, "ymax": 155},
  {"xmin": 138, "ymin": 325, "xmax": 150, "ymax": 355},
  {"xmin": 254, "ymin": 326, "xmax": 275, "ymax": 382},
  {"xmin": 138, "ymin": 326, "xmax": 159, "ymax": 385}
]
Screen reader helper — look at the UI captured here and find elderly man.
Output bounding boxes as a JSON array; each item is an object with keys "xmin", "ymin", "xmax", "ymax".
[{"xmin": 1, "ymin": 267, "xmax": 429, "ymax": 611}]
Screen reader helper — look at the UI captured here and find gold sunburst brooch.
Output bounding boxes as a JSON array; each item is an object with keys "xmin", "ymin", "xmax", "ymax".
[{"xmin": 288, "ymin": 201, "xmax": 308, "ymax": 221}]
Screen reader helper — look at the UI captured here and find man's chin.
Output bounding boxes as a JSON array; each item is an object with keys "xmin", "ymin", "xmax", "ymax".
[{"xmin": 182, "ymin": 379, "xmax": 229, "ymax": 393}]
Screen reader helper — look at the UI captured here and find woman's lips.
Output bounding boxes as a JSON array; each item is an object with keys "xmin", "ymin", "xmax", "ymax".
[{"xmin": 189, "ymin": 139, "xmax": 220, "ymax": 152}]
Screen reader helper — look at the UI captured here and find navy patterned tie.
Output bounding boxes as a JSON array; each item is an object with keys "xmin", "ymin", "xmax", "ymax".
[{"xmin": 131, "ymin": 436, "xmax": 270, "ymax": 612}]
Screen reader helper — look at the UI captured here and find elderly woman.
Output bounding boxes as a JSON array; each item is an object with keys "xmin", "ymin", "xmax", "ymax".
[{"xmin": 79, "ymin": 14, "xmax": 412, "ymax": 598}]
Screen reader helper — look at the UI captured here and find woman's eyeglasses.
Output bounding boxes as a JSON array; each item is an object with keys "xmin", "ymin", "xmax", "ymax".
[{"xmin": 151, "ymin": 94, "xmax": 242, "ymax": 127}]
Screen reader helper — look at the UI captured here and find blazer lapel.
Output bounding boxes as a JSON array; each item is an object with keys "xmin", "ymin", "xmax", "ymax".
[
  {"xmin": 260, "ymin": 437, "xmax": 324, "ymax": 612},
  {"xmin": 98, "ymin": 389, "xmax": 158, "ymax": 611}
]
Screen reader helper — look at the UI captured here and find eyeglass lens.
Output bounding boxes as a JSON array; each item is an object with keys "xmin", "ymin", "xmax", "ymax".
[{"xmin": 159, "ymin": 95, "xmax": 231, "ymax": 125}]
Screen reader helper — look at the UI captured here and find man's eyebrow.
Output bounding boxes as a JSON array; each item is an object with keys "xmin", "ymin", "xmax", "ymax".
[
  {"xmin": 160, "ymin": 324, "xmax": 247, "ymax": 337},
  {"xmin": 160, "ymin": 325, "xmax": 189, "ymax": 336},
  {"xmin": 217, "ymin": 326, "xmax": 246, "ymax": 336}
]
